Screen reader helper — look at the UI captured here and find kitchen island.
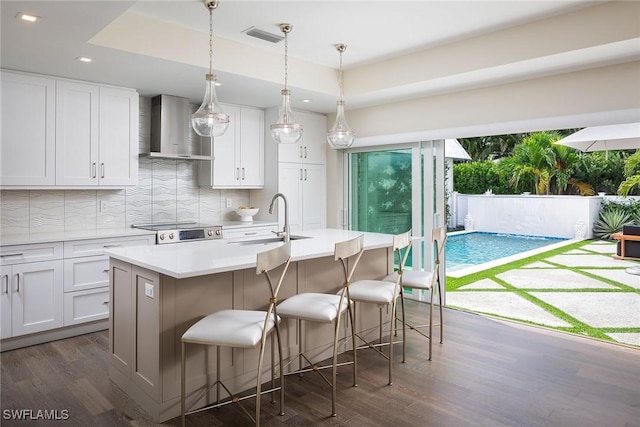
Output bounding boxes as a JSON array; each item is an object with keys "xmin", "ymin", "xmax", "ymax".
[{"xmin": 105, "ymin": 228, "xmax": 394, "ymax": 422}]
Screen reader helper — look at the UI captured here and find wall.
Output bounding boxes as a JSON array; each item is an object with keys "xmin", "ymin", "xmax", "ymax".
[
  {"xmin": 0, "ymin": 97, "xmax": 249, "ymax": 235},
  {"xmin": 463, "ymin": 195, "xmax": 602, "ymax": 239}
]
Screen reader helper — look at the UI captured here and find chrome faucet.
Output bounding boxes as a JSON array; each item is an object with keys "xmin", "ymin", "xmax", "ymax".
[{"xmin": 268, "ymin": 193, "xmax": 290, "ymax": 243}]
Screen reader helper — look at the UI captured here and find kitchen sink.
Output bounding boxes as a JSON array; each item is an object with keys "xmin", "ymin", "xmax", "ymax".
[{"xmin": 228, "ymin": 235, "xmax": 312, "ymax": 245}]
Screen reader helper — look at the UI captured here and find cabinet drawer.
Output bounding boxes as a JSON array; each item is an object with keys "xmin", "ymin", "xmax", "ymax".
[
  {"xmin": 63, "ymin": 255, "xmax": 109, "ymax": 292},
  {"xmin": 223, "ymin": 225, "xmax": 277, "ymax": 240},
  {"xmin": 64, "ymin": 235, "xmax": 154, "ymax": 258},
  {"xmin": 0, "ymin": 242, "xmax": 63, "ymax": 266},
  {"xmin": 63, "ymin": 287, "xmax": 110, "ymax": 326}
]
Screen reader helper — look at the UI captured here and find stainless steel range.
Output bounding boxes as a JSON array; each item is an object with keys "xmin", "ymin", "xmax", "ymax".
[{"xmin": 132, "ymin": 222, "xmax": 223, "ymax": 245}]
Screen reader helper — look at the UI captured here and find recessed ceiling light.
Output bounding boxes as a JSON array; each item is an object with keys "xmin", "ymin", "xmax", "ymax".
[
  {"xmin": 76, "ymin": 57, "xmax": 93, "ymax": 63},
  {"xmin": 16, "ymin": 12, "xmax": 41, "ymax": 23},
  {"xmin": 301, "ymin": 99, "xmax": 311, "ymax": 103}
]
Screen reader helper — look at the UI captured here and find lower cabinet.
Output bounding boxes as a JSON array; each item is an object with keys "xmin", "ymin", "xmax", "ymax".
[
  {"xmin": 1, "ymin": 243, "xmax": 64, "ymax": 339},
  {"xmin": 0, "ymin": 234, "xmax": 154, "ymax": 348}
]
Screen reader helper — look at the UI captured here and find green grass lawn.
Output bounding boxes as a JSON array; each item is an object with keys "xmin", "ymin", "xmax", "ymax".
[{"xmin": 445, "ymin": 239, "xmax": 640, "ymax": 347}]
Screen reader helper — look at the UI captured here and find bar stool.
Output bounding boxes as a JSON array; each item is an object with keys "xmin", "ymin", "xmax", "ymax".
[
  {"xmin": 180, "ymin": 242, "xmax": 292, "ymax": 427},
  {"xmin": 276, "ymin": 234, "xmax": 363, "ymax": 417},
  {"xmin": 348, "ymin": 231, "xmax": 411, "ymax": 386},
  {"xmin": 386, "ymin": 227, "xmax": 447, "ymax": 361}
]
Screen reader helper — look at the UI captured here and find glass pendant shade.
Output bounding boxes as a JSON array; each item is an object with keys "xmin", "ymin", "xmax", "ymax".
[
  {"xmin": 270, "ymin": 89, "xmax": 303, "ymax": 144},
  {"xmin": 192, "ymin": 74, "xmax": 229, "ymax": 137},
  {"xmin": 327, "ymin": 101, "xmax": 355, "ymax": 148}
]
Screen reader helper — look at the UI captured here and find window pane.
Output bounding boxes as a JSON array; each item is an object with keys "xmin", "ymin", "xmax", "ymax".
[{"xmin": 350, "ymin": 149, "xmax": 412, "ymax": 234}]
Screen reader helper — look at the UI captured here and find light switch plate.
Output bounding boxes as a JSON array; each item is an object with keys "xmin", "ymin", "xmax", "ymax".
[{"xmin": 144, "ymin": 283, "xmax": 154, "ymax": 298}]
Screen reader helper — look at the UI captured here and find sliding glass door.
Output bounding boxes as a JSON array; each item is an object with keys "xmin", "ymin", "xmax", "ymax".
[{"xmin": 347, "ymin": 141, "xmax": 446, "ymax": 302}]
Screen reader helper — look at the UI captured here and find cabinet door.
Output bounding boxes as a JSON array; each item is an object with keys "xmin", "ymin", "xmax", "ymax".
[
  {"xmin": 11, "ymin": 260, "xmax": 63, "ymax": 336},
  {"xmin": 212, "ymin": 104, "xmax": 240, "ymax": 187},
  {"xmin": 278, "ymin": 163, "xmax": 303, "ymax": 233},
  {"xmin": 302, "ymin": 164, "xmax": 326, "ymax": 231},
  {"xmin": 56, "ymin": 81, "xmax": 99, "ymax": 185},
  {"xmin": 0, "ymin": 266, "xmax": 12, "ymax": 339},
  {"xmin": 298, "ymin": 111, "xmax": 327, "ymax": 165},
  {"xmin": 1, "ymin": 72, "xmax": 56, "ymax": 186},
  {"xmin": 99, "ymin": 87, "xmax": 139, "ymax": 186},
  {"xmin": 239, "ymin": 108, "xmax": 264, "ymax": 187}
]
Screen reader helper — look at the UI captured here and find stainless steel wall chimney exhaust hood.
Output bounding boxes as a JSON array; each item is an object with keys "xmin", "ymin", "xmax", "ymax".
[{"xmin": 142, "ymin": 94, "xmax": 212, "ymax": 160}]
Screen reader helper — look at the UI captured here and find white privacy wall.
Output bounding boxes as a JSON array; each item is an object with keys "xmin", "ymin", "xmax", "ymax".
[{"xmin": 464, "ymin": 195, "xmax": 602, "ymax": 239}]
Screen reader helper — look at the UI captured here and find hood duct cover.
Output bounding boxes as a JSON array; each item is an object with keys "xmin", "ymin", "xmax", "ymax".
[{"xmin": 144, "ymin": 94, "xmax": 212, "ymax": 160}]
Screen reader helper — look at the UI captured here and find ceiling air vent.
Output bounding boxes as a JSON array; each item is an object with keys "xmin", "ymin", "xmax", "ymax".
[{"xmin": 242, "ymin": 26, "xmax": 284, "ymax": 43}]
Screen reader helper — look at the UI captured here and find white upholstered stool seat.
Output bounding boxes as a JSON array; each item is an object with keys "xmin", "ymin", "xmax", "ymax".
[
  {"xmin": 278, "ymin": 293, "xmax": 349, "ymax": 323},
  {"xmin": 384, "ymin": 269, "xmax": 434, "ymax": 290},
  {"xmin": 182, "ymin": 309, "xmax": 279, "ymax": 348},
  {"xmin": 347, "ymin": 280, "xmax": 397, "ymax": 305}
]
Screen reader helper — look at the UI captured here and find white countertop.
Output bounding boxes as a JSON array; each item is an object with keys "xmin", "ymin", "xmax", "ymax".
[
  {"xmin": 1, "ymin": 227, "xmax": 157, "ymax": 246},
  {"xmin": 220, "ymin": 220, "xmax": 278, "ymax": 229},
  {"xmin": 105, "ymin": 228, "xmax": 394, "ymax": 279}
]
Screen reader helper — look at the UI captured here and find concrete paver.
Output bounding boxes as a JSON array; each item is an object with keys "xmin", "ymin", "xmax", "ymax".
[{"xmin": 496, "ymin": 269, "xmax": 617, "ymax": 289}]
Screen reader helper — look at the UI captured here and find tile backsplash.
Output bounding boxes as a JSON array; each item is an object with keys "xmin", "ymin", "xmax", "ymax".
[{"xmin": 0, "ymin": 96, "xmax": 250, "ymax": 235}]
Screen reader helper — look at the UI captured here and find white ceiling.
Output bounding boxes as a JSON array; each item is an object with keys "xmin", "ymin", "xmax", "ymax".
[{"xmin": 0, "ymin": 0, "xmax": 628, "ymax": 113}]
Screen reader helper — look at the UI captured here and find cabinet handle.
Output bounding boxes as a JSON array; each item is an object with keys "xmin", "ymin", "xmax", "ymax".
[
  {"xmin": 92, "ymin": 162, "xmax": 97, "ymax": 178},
  {"xmin": 304, "ymin": 146, "xmax": 307, "ymax": 158},
  {"xmin": 299, "ymin": 169, "xmax": 303, "ymax": 181},
  {"xmin": 101, "ymin": 163, "xmax": 105, "ymax": 179},
  {"xmin": 0, "ymin": 253, "xmax": 23, "ymax": 258},
  {"xmin": 103, "ymin": 244, "xmax": 121, "ymax": 248},
  {"xmin": 244, "ymin": 232, "xmax": 257, "ymax": 236},
  {"xmin": 304, "ymin": 168, "xmax": 308, "ymax": 181},
  {"xmin": 299, "ymin": 146, "xmax": 303, "ymax": 158},
  {"xmin": 242, "ymin": 168, "xmax": 245, "ymax": 180},
  {"xmin": 102, "ymin": 300, "xmax": 110, "ymax": 305},
  {"xmin": 103, "ymin": 269, "xmax": 110, "ymax": 273},
  {"xmin": 16, "ymin": 274, "xmax": 20, "ymax": 293},
  {"xmin": 3, "ymin": 275, "xmax": 8, "ymax": 294},
  {"xmin": 236, "ymin": 168, "xmax": 240, "ymax": 180}
]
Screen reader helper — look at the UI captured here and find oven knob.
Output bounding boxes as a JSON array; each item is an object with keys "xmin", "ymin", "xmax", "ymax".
[
  {"xmin": 159, "ymin": 233, "xmax": 165, "ymax": 240},
  {"xmin": 169, "ymin": 233, "xmax": 175, "ymax": 240},
  {"xmin": 207, "ymin": 230, "xmax": 213, "ymax": 237},
  {"xmin": 215, "ymin": 229, "xmax": 222, "ymax": 236}
]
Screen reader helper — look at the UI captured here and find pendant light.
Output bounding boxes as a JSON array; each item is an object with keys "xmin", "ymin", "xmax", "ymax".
[
  {"xmin": 327, "ymin": 44, "xmax": 355, "ymax": 149},
  {"xmin": 191, "ymin": 0, "xmax": 229, "ymax": 137},
  {"xmin": 270, "ymin": 23, "xmax": 303, "ymax": 144}
]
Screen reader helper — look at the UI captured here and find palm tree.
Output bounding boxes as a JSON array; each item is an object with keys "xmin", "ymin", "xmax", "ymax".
[
  {"xmin": 617, "ymin": 150, "xmax": 640, "ymax": 196},
  {"xmin": 500, "ymin": 131, "xmax": 594, "ymax": 195}
]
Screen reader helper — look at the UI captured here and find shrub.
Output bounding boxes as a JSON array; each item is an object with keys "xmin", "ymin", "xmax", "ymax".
[
  {"xmin": 593, "ymin": 208, "xmax": 633, "ymax": 240},
  {"xmin": 453, "ymin": 161, "xmax": 514, "ymax": 194}
]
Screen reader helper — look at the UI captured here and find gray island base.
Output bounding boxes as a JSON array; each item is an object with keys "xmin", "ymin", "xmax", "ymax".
[{"xmin": 105, "ymin": 229, "xmax": 394, "ymax": 422}]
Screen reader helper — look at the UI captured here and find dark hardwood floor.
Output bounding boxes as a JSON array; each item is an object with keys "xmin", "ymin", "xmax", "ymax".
[{"xmin": 2, "ymin": 300, "xmax": 639, "ymax": 426}]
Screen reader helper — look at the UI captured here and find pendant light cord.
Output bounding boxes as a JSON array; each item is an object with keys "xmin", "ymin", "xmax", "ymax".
[
  {"xmin": 208, "ymin": 5, "xmax": 213, "ymax": 75},
  {"xmin": 283, "ymin": 30, "xmax": 289, "ymax": 90},
  {"xmin": 339, "ymin": 48, "xmax": 344, "ymax": 102}
]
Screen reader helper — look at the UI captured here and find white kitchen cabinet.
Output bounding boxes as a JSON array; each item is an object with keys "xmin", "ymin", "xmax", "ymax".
[
  {"xmin": 62, "ymin": 235, "xmax": 154, "ymax": 326},
  {"xmin": 0, "ymin": 266, "xmax": 12, "ymax": 339},
  {"xmin": 0, "ymin": 71, "xmax": 56, "ymax": 186},
  {"xmin": 278, "ymin": 163, "xmax": 326, "ymax": 233},
  {"xmin": 199, "ymin": 104, "xmax": 264, "ymax": 188},
  {"xmin": 56, "ymin": 82, "xmax": 138, "ymax": 187},
  {"xmin": 222, "ymin": 224, "xmax": 278, "ymax": 241},
  {"xmin": 254, "ymin": 108, "xmax": 327, "ymax": 232},
  {"xmin": 0, "ymin": 242, "xmax": 64, "ymax": 338},
  {"xmin": 276, "ymin": 109, "xmax": 327, "ymax": 165}
]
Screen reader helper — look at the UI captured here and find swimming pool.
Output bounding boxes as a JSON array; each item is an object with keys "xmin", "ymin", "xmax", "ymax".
[{"xmin": 446, "ymin": 232, "xmax": 567, "ymax": 272}]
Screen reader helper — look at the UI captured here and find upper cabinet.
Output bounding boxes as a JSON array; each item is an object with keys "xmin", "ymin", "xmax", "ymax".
[
  {"xmin": 0, "ymin": 70, "xmax": 139, "ymax": 189},
  {"xmin": 0, "ymin": 72, "xmax": 56, "ymax": 186},
  {"xmin": 199, "ymin": 104, "xmax": 264, "ymax": 189},
  {"xmin": 277, "ymin": 110, "xmax": 327, "ymax": 165}
]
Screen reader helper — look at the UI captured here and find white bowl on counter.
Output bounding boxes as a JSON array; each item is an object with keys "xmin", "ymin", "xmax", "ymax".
[{"xmin": 235, "ymin": 207, "xmax": 259, "ymax": 222}]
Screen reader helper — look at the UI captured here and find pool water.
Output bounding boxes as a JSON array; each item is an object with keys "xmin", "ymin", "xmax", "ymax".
[{"xmin": 446, "ymin": 232, "xmax": 566, "ymax": 272}]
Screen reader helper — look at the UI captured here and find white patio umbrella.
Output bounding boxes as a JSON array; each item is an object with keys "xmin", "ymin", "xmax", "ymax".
[{"xmin": 554, "ymin": 123, "xmax": 640, "ymax": 152}]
